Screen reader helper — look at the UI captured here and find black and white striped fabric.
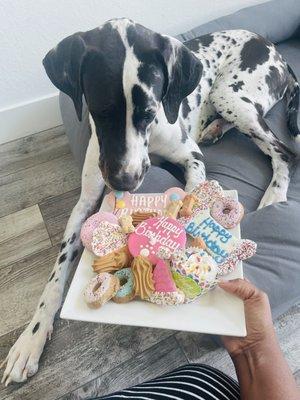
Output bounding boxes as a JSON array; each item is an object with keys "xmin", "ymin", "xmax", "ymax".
[{"xmin": 96, "ymin": 364, "xmax": 240, "ymax": 400}]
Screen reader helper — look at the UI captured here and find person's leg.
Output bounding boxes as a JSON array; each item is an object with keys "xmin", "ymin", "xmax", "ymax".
[{"xmin": 93, "ymin": 364, "xmax": 240, "ymax": 400}]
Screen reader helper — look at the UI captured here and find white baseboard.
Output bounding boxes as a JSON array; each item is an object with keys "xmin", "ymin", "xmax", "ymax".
[{"xmin": 0, "ymin": 93, "xmax": 63, "ymax": 145}]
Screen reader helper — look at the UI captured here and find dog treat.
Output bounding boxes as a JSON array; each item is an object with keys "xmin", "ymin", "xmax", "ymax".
[
  {"xmin": 153, "ymin": 259, "xmax": 177, "ymax": 292},
  {"xmin": 91, "ymin": 221, "xmax": 127, "ymax": 257},
  {"xmin": 84, "ymin": 273, "xmax": 120, "ymax": 308},
  {"xmin": 210, "ymin": 198, "xmax": 244, "ymax": 229},
  {"xmin": 131, "ymin": 256, "xmax": 154, "ymax": 300},
  {"xmin": 80, "ymin": 211, "xmax": 118, "ymax": 251},
  {"xmin": 131, "ymin": 211, "xmax": 158, "ymax": 226},
  {"xmin": 106, "ymin": 187, "xmax": 187, "ymax": 217},
  {"xmin": 190, "ymin": 237, "xmax": 207, "ymax": 250},
  {"xmin": 192, "ymin": 180, "xmax": 224, "ymax": 210},
  {"xmin": 112, "ymin": 268, "xmax": 135, "ymax": 303},
  {"xmin": 164, "ymin": 200, "xmax": 183, "ymax": 219},
  {"xmin": 179, "ymin": 194, "xmax": 197, "ymax": 218},
  {"xmin": 119, "ymin": 215, "xmax": 135, "ymax": 233},
  {"xmin": 149, "ymin": 290, "xmax": 185, "ymax": 306},
  {"xmin": 128, "ymin": 216, "xmax": 186, "ymax": 264},
  {"xmin": 185, "ymin": 209, "xmax": 256, "ymax": 270},
  {"xmin": 217, "ymin": 239, "xmax": 257, "ymax": 275},
  {"xmin": 172, "ymin": 248, "xmax": 218, "ymax": 286},
  {"xmin": 92, "ymin": 246, "xmax": 133, "ymax": 273},
  {"xmin": 171, "ymin": 271, "xmax": 202, "ymax": 299}
]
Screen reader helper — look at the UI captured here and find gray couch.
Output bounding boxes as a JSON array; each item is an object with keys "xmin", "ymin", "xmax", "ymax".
[{"xmin": 59, "ymin": 0, "xmax": 300, "ymax": 319}]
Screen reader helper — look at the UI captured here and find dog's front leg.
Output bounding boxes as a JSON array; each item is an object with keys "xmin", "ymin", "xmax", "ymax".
[
  {"xmin": 1, "ymin": 131, "xmax": 104, "ymax": 386},
  {"xmin": 151, "ymin": 121, "xmax": 206, "ymax": 192}
]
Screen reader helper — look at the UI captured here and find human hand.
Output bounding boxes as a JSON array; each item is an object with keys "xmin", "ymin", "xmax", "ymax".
[{"xmin": 219, "ymin": 278, "xmax": 276, "ymax": 358}]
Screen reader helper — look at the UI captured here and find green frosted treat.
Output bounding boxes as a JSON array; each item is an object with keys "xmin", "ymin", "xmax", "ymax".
[{"xmin": 172, "ymin": 271, "xmax": 201, "ymax": 299}]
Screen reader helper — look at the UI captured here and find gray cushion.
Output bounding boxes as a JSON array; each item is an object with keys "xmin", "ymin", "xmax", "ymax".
[{"xmin": 59, "ymin": 0, "xmax": 300, "ymax": 320}]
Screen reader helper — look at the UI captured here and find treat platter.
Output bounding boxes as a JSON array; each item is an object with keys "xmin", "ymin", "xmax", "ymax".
[{"xmin": 61, "ymin": 183, "xmax": 249, "ymax": 336}]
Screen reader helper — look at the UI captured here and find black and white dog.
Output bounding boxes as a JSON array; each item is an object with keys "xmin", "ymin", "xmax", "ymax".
[{"xmin": 2, "ymin": 18, "xmax": 299, "ymax": 385}]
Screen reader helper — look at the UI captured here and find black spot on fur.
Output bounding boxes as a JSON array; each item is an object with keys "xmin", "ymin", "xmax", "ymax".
[
  {"xmin": 272, "ymin": 181, "xmax": 280, "ymax": 187},
  {"xmin": 197, "ymin": 33, "xmax": 214, "ymax": 47},
  {"xmin": 59, "ymin": 253, "xmax": 67, "ymax": 264},
  {"xmin": 221, "ymin": 45, "xmax": 225, "ymax": 50},
  {"xmin": 227, "ymin": 110, "xmax": 232, "ymax": 114},
  {"xmin": 241, "ymin": 96, "xmax": 252, "ymax": 103},
  {"xmin": 258, "ymin": 86, "xmax": 261, "ymax": 91},
  {"xmin": 216, "ymin": 51, "xmax": 222, "ymax": 58},
  {"xmin": 254, "ymin": 103, "xmax": 264, "ymax": 115},
  {"xmin": 60, "ymin": 241, "xmax": 66, "ymax": 251},
  {"xmin": 231, "ymin": 39, "xmax": 237, "ymax": 45},
  {"xmin": 196, "ymin": 93, "xmax": 201, "ymax": 107},
  {"xmin": 132, "ymin": 85, "xmax": 155, "ymax": 133},
  {"xmin": 233, "ymin": 74, "xmax": 238, "ymax": 79},
  {"xmin": 69, "ymin": 233, "xmax": 76, "ymax": 244},
  {"xmin": 229, "ymin": 80, "xmax": 245, "ymax": 92},
  {"xmin": 181, "ymin": 98, "xmax": 191, "ymax": 119},
  {"xmin": 207, "ymin": 78, "xmax": 213, "ymax": 87},
  {"xmin": 48, "ymin": 271, "xmax": 55, "ymax": 282},
  {"xmin": 154, "ymin": 117, "xmax": 158, "ymax": 124},
  {"xmin": 191, "ymin": 151, "xmax": 203, "ymax": 161},
  {"xmin": 179, "ymin": 118, "xmax": 188, "ymax": 144},
  {"xmin": 265, "ymin": 66, "xmax": 286, "ymax": 99},
  {"xmin": 239, "ymin": 36, "xmax": 270, "ymax": 73},
  {"xmin": 32, "ymin": 322, "xmax": 40, "ymax": 335},
  {"xmin": 205, "ymin": 59, "xmax": 210, "ymax": 68},
  {"xmin": 39, "ymin": 302, "xmax": 45, "ymax": 308},
  {"xmin": 71, "ymin": 250, "xmax": 79, "ymax": 262},
  {"xmin": 55, "ymin": 278, "xmax": 59, "ymax": 283}
]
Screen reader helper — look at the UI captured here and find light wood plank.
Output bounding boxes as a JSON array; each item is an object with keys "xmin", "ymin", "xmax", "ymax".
[
  {"xmin": 39, "ymin": 188, "xmax": 81, "ymax": 246},
  {"xmin": 0, "ymin": 322, "xmax": 173, "ymax": 400},
  {"xmin": 0, "ymin": 245, "xmax": 60, "ymax": 336},
  {"xmin": 60, "ymin": 336, "xmax": 187, "ymax": 400},
  {"xmin": 0, "ymin": 126, "xmax": 69, "ymax": 179},
  {"xmin": 0, "ymin": 153, "xmax": 81, "ymax": 218},
  {"xmin": 0, "ymin": 205, "xmax": 52, "ymax": 268},
  {"xmin": 176, "ymin": 304, "xmax": 300, "ymax": 379}
]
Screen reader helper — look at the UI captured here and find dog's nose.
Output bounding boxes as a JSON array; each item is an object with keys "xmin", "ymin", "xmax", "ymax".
[{"xmin": 108, "ymin": 173, "xmax": 139, "ymax": 191}]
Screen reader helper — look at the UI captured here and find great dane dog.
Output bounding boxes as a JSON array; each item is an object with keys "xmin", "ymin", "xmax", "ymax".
[{"xmin": 1, "ymin": 18, "xmax": 299, "ymax": 385}]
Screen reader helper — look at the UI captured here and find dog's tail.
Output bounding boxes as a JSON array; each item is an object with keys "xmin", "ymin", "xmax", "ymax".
[{"xmin": 286, "ymin": 64, "xmax": 300, "ymax": 143}]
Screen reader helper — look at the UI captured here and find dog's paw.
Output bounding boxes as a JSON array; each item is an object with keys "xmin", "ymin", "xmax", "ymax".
[
  {"xmin": 1, "ymin": 322, "xmax": 51, "ymax": 386},
  {"xmin": 258, "ymin": 188, "xmax": 287, "ymax": 209}
]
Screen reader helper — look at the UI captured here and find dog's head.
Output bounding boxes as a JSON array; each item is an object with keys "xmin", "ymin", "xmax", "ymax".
[{"xmin": 43, "ymin": 19, "xmax": 202, "ymax": 191}]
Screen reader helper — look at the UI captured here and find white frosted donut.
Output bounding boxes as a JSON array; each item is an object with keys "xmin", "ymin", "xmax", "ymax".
[
  {"xmin": 84, "ymin": 272, "xmax": 119, "ymax": 308},
  {"xmin": 210, "ymin": 198, "xmax": 244, "ymax": 229}
]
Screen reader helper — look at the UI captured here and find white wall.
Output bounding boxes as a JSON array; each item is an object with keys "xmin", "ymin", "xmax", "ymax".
[{"xmin": 0, "ymin": 0, "xmax": 267, "ymax": 144}]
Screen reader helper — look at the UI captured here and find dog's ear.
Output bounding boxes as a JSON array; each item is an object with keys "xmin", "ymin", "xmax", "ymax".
[
  {"xmin": 43, "ymin": 33, "xmax": 86, "ymax": 121},
  {"xmin": 161, "ymin": 38, "xmax": 202, "ymax": 124}
]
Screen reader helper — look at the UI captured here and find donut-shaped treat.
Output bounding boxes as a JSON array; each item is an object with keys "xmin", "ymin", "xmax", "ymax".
[
  {"xmin": 210, "ymin": 198, "xmax": 244, "ymax": 229},
  {"xmin": 112, "ymin": 268, "xmax": 135, "ymax": 303},
  {"xmin": 84, "ymin": 273, "xmax": 119, "ymax": 308}
]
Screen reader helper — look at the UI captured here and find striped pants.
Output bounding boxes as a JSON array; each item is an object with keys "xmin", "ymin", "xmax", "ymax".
[{"xmin": 96, "ymin": 364, "xmax": 240, "ymax": 400}]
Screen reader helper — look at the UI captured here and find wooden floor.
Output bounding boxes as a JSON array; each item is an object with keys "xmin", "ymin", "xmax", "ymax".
[{"xmin": 0, "ymin": 127, "xmax": 299, "ymax": 399}]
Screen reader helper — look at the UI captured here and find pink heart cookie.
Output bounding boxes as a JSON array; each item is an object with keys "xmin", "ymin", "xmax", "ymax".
[
  {"xmin": 91, "ymin": 221, "xmax": 127, "ymax": 257},
  {"xmin": 80, "ymin": 211, "xmax": 118, "ymax": 251},
  {"xmin": 128, "ymin": 216, "xmax": 186, "ymax": 264},
  {"xmin": 153, "ymin": 260, "xmax": 177, "ymax": 292}
]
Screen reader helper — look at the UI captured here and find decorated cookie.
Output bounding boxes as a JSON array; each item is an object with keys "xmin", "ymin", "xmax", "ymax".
[
  {"xmin": 84, "ymin": 273, "xmax": 120, "ymax": 308},
  {"xmin": 119, "ymin": 215, "xmax": 135, "ymax": 233},
  {"xmin": 80, "ymin": 211, "xmax": 118, "ymax": 251},
  {"xmin": 91, "ymin": 221, "xmax": 127, "ymax": 257},
  {"xmin": 185, "ymin": 209, "xmax": 257, "ymax": 273},
  {"xmin": 179, "ymin": 194, "xmax": 197, "ymax": 218},
  {"xmin": 112, "ymin": 268, "xmax": 135, "ymax": 303},
  {"xmin": 192, "ymin": 180, "xmax": 224, "ymax": 210},
  {"xmin": 153, "ymin": 260, "xmax": 177, "ymax": 292},
  {"xmin": 128, "ymin": 216, "xmax": 187, "ymax": 264},
  {"xmin": 210, "ymin": 197, "xmax": 244, "ymax": 229},
  {"xmin": 106, "ymin": 187, "xmax": 186, "ymax": 217},
  {"xmin": 171, "ymin": 271, "xmax": 202, "ymax": 299},
  {"xmin": 148, "ymin": 290, "xmax": 185, "ymax": 306}
]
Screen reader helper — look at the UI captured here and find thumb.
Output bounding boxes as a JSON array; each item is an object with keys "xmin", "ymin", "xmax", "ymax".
[{"xmin": 219, "ymin": 278, "xmax": 258, "ymax": 301}]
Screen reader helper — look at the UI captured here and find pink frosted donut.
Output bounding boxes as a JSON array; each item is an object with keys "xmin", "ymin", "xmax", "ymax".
[
  {"xmin": 80, "ymin": 211, "xmax": 118, "ymax": 251},
  {"xmin": 210, "ymin": 198, "xmax": 244, "ymax": 229}
]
